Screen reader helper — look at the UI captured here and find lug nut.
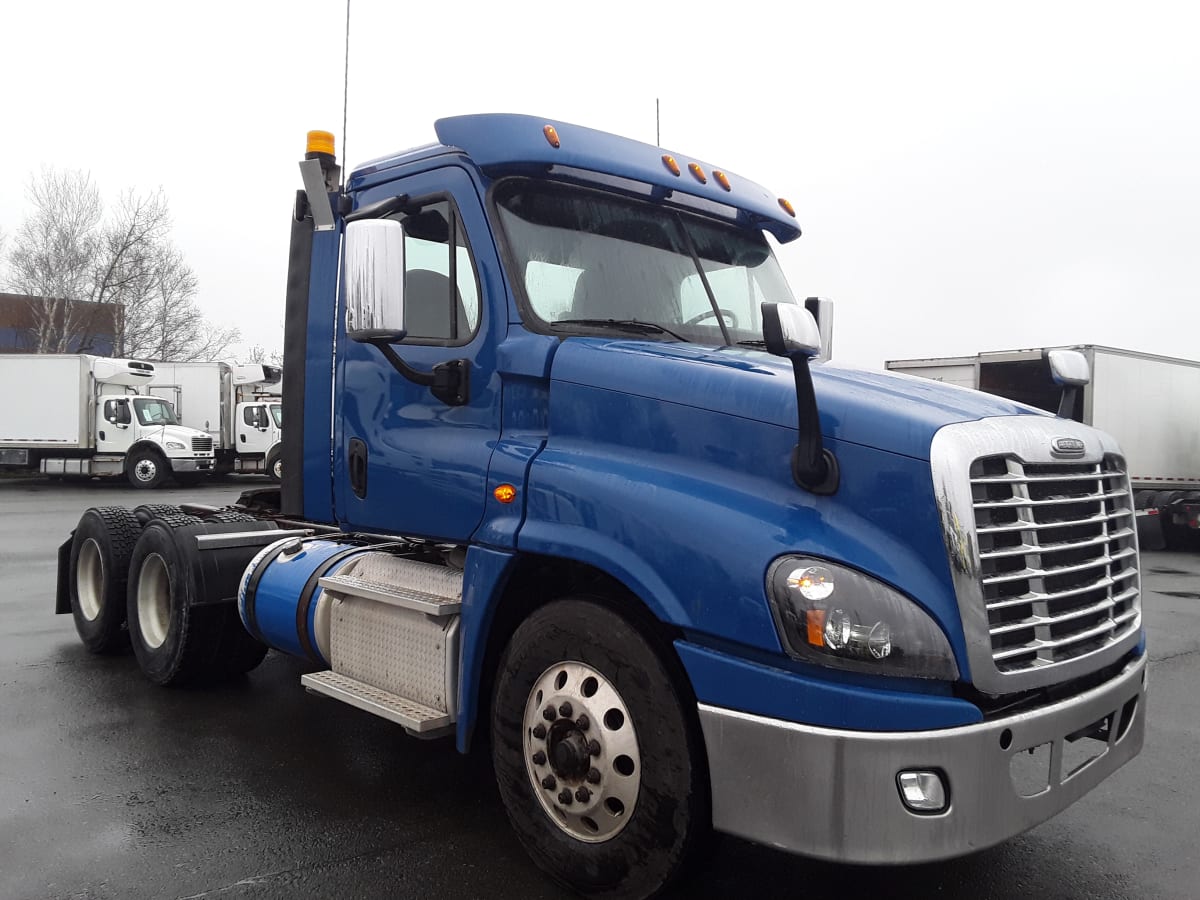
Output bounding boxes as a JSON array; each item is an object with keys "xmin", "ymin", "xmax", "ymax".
[
  {"xmin": 532, "ymin": 751, "xmax": 547, "ymax": 766},
  {"xmin": 541, "ymin": 775, "xmax": 557, "ymax": 790},
  {"xmin": 558, "ymin": 789, "xmax": 573, "ymax": 805},
  {"xmin": 576, "ymin": 714, "xmax": 590, "ymax": 731},
  {"xmin": 558, "ymin": 701, "xmax": 573, "ymax": 718},
  {"xmin": 575, "ymin": 787, "xmax": 592, "ymax": 803},
  {"xmin": 588, "ymin": 739, "xmax": 601, "ymax": 756},
  {"xmin": 532, "ymin": 723, "xmax": 547, "ymax": 740},
  {"xmin": 542, "ymin": 705, "xmax": 557, "ymax": 721},
  {"xmin": 586, "ymin": 767, "xmax": 602, "ymax": 784}
]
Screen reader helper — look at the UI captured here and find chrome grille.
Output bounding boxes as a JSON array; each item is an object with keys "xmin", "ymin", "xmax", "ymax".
[
  {"xmin": 191, "ymin": 437, "xmax": 214, "ymax": 453},
  {"xmin": 971, "ymin": 454, "xmax": 1140, "ymax": 674}
]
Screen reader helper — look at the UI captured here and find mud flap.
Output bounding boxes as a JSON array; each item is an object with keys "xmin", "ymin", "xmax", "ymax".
[{"xmin": 56, "ymin": 534, "xmax": 73, "ymax": 614}]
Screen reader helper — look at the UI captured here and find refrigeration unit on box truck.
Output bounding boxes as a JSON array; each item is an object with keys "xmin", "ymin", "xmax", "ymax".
[
  {"xmin": 886, "ymin": 344, "xmax": 1200, "ymax": 543},
  {"xmin": 146, "ymin": 362, "xmax": 283, "ymax": 480},
  {"xmin": 0, "ymin": 353, "xmax": 216, "ymax": 487}
]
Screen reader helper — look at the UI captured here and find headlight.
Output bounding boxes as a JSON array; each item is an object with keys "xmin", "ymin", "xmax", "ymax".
[
  {"xmin": 164, "ymin": 441, "xmax": 186, "ymax": 450},
  {"xmin": 766, "ymin": 556, "xmax": 959, "ymax": 680}
]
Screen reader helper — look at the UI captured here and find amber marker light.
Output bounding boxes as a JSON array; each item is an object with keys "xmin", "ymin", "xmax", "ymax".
[
  {"xmin": 688, "ymin": 162, "xmax": 707, "ymax": 184},
  {"xmin": 306, "ymin": 130, "xmax": 336, "ymax": 156},
  {"xmin": 713, "ymin": 170, "xmax": 732, "ymax": 192},
  {"xmin": 543, "ymin": 125, "xmax": 561, "ymax": 148},
  {"xmin": 494, "ymin": 484, "xmax": 517, "ymax": 504},
  {"xmin": 662, "ymin": 155, "xmax": 681, "ymax": 176},
  {"xmin": 778, "ymin": 197, "xmax": 797, "ymax": 218},
  {"xmin": 806, "ymin": 609, "xmax": 827, "ymax": 647}
]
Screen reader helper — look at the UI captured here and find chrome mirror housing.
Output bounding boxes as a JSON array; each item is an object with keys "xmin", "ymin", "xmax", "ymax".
[{"xmin": 345, "ymin": 219, "xmax": 407, "ymax": 343}]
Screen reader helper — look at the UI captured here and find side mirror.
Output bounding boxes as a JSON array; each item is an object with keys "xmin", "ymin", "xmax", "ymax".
[
  {"xmin": 761, "ymin": 303, "xmax": 838, "ymax": 494},
  {"xmin": 1046, "ymin": 349, "xmax": 1090, "ymax": 420},
  {"xmin": 763, "ymin": 302, "xmax": 821, "ymax": 359},
  {"xmin": 804, "ymin": 297, "xmax": 835, "ymax": 362},
  {"xmin": 345, "ymin": 219, "xmax": 407, "ymax": 342},
  {"xmin": 1047, "ymin": 349, "xmax": 1090, "ymax": 387}
]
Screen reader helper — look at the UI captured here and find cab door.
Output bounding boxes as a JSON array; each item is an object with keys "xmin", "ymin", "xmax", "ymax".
[
  {"xmin": 95, "ymin": 397, "xmax": 135, "ymax": 454},
  {"xmin": 238, "ymin": 403, "xmax": 273, "ymax": 455},
  {"xmin": 335, "ymin": 166, "xmax": 501, "ymax": 542}
]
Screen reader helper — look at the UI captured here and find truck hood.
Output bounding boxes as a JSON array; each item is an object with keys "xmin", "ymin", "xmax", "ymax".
[
  {"xmin": 153, "ymin": 425, "xmax": 212, "ymax": 447},
  {"xmin": 549, "ymin": 339, "xmax": 1046, "ymax": 460}
]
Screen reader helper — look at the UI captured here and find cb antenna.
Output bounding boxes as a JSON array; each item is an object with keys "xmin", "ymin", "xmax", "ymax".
[
  {"xmin": 341, "ymin": 0, "xmax": 351, "ymax": 191},
  {"xmin": 656, "ymin": 98, "xmax": 661, "ymax": 146}
]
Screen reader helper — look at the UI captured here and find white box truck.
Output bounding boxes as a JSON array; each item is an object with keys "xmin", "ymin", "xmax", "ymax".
[
  {"xmin": 886, "ymin": 344, "xmax": 1200, "ymax": 546},
  {"xmin": 0, "ymin": 354, "xmax": 217, "ymax": 488},
  {"xmin": 145, "ymin": 362, "xmax": 283, "ymax": 481}
]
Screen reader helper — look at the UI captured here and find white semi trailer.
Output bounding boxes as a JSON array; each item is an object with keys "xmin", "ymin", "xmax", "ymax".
[
  {"xmin": 886, "ymin": 344, "xmax": 1200, "ymax": 545},
  {"xmin": 0, "ymin": 354, "xmax": 216, "ymax": 488},
  {"xmin": 145, "ymin": 362, "xmax": 283, "ymax": 481}
]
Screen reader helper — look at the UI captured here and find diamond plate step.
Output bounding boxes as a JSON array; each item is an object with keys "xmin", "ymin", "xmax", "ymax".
[
  {"xmin": 301, "ymin": 670, "xmax": 452, "ymax": 734},
  {"xmin": 318, "ymin": 573, "xmax": 461, "ymax": 616}
]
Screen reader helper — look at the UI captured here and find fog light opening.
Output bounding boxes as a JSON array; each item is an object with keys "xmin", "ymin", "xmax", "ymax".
[{"xmin": 897, "ymin": 770, "xmax": 948, "ymax": 814}]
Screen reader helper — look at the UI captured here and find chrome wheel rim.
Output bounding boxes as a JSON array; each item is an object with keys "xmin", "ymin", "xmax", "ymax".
[
  {"xmin": 133, "ymin": 458, "xmax": 158, "ymax": 483},
  {"xmin": 522, "ymin": 661, "xmax": 641, "ymax": 843}
]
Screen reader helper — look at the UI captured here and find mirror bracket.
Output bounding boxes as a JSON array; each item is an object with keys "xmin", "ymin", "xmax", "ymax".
[{"xmin": 368, "ymin": 339, "xmax": 471, "ymax": 407}]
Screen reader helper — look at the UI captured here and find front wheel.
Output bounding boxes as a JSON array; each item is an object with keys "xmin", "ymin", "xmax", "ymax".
[
  {"xmin": 265, "ymin": 448, "xmax": 282, "ymax": 483},
  {"xmin": 126, "ymin": 448, "xmax": 169, "ymax": 489},
  {"xmin": 492, "ymin": 598, "xmax": 708, "ymax": 900}
]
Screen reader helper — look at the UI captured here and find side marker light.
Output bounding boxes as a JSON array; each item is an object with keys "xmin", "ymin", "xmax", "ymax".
[{"xmin": 494, "ymin": 484, "xmax": 517, "ymax": 504}]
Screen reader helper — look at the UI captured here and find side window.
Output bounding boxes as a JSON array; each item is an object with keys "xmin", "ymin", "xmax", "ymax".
[
  {"xmin": 243, "ymin": 406, "xmax": 260, "ymax": 427},
  {"xmin": 104, "ymin": 399, "xmax": 129, "ymax": 425},
  {"xmin": 392, "ymin": 200, "xmax": 481, "ymax": 342}
]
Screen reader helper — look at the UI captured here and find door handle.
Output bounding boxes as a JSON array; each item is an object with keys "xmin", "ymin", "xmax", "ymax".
[{"xmin": 349, "ymin": 438, "xmax": 368, "ymax": 499}]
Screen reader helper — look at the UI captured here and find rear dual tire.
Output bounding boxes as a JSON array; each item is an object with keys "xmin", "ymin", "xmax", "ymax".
[{"xmin": 68, "ymin": 507, "xmax": 141, "ymax": 653}]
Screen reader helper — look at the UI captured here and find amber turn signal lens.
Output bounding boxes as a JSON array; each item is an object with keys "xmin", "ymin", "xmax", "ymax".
[
  {"xmin": 543, "ymin": 125, "xmax": 561, "ymax": 148},
  {"xmin": 713, "ymin": 170, "xmax": 732, "ymax": 191},
  {"xmin": 778, "ymin": 197, "xmax": 796, "ymax": 218},
  {"xmin": 494, "ymin": 484, "xmax": 517, "ymax": 504},
  {"xmin": 806, "ymin": 609, "xmax": 826, "ymax": 647},
  {"xmin": 662, "ymin": 155, "xmax": 681, "ymax": 176}
]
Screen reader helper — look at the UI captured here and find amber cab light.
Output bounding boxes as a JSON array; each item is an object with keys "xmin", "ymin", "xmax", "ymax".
[
  {"xmin": 494, "ymin": 484, "xmax": 517, "ymax": 504},
  {"xmin": 543, "ymin": 125, "xmax": 561, "ymax": 148},
  {"xmin": 662, "ymin": 155, "xmax": 681, "ymax": 176}
]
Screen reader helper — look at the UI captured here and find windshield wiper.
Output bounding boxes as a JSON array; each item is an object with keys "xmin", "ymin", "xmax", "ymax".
[
  {"xmin": 551, "ymin": 319, "xmax": 690, "ymax": 342},
  {"xmin": 736, "ymin": 339, "xmax": 767, "ymax": 347}
]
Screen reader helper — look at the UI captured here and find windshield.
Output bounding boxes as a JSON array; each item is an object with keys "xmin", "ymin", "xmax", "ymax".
[
  {"xmin": 494, "ymin": 180, "xmax": 797, "ymax": 344},
  {"xmin": 132, "ymin": 397, "xmax": 179, "ymax": 426},
  {"xmin": 270, "ymin": 403, "xmax": 282, "ymax": 428}
]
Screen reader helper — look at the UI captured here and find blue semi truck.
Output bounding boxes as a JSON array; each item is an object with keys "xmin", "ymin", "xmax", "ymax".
[{"xmin": 58, "ymin": 115, "xmax": 1146, "ymax": 898}]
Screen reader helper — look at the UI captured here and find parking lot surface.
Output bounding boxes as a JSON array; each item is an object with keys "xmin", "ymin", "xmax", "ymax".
[{"xmin": 1, "ymin": 478, "xmax": 1197, "ymax": 899}]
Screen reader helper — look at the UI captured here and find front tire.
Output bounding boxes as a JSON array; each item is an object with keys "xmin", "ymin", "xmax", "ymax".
[
  {"xmin": 266, "ymin": 448, "xmax": 282, "ymax": 483},
  {"xmin": 492, "ymin": 598, "xmax": 708, "ymax": 900},
  {"xmin": 68, "ymin": 507, "xmax": 141, "ymax": 653},
  {"xmin": 127, "ymin": 448, "xmax": 169, "ymax": 489}
]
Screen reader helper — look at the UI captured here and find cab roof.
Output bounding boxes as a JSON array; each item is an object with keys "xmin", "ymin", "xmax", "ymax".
[{"xmin": 349, "ymin": 113, "xmax": 802, "ymax": 243}]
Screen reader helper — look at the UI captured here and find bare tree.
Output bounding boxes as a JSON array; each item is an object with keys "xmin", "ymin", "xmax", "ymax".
[
  {"xmin": 244, "ymin": 343, "xmax": 284, "ymax": 365},
  {"xmin": 3, "ymin": 168, "xmax": 238, "ymax": 359}
]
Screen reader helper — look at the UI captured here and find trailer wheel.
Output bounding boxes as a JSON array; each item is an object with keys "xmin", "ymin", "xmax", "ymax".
[
  {"xmin": 68, "ymin": 507, "xmax": 140, "ymax": 654},
  {"xmin": 491, "ymin": 598, "xmax": 708, "ymax": 900},
  {"xmin": 266, "ymin": 448, "xmax": 282, "ymax": 483},
  {"xmin": 126, "ymin": 521, "xmax": 223, "ymax": 685},
  {"xmin": 127, "ymin": 448, "xmax": 169, "ymax": 489}
]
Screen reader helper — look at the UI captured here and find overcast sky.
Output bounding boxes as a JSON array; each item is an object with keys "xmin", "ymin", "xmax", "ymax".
[{"xmin": 1, "ymin": 1, "xmax": 1196, "ymax": 371}]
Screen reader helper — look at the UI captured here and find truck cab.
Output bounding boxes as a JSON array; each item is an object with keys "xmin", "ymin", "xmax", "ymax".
[{"xmin": 60, "ymin": 115, "xmax": 1148, "ymax": 899}]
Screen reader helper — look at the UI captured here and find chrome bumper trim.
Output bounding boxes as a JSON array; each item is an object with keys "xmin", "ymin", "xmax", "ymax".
[{"xmin": 699, "ymin": 654, "xmax": 1146, "ymax": 864}]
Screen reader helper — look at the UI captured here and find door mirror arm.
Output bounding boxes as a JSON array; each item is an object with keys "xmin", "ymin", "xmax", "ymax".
[
  {"xmin": 365, "ymin": 337, "xmax": 471, "ymax": 407},
  {"xmin": 762, "ymin": 302, "xmax": 839, "ymax": 495}
]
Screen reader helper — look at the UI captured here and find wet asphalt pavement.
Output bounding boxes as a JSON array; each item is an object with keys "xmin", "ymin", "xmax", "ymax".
[{"xmin": 1, "ymin": 478, "xmax": 1197, "ymax": 900}]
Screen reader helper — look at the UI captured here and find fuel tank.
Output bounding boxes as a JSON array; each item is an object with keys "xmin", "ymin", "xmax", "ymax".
[{"xmin": 238, "ymin": 536, "xmax": 372, "ymax": 665}]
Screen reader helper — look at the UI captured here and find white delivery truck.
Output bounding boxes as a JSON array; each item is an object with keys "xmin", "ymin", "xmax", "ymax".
[
  {"xmin": 886, "ymin": 344, "xmax": 1200, "ymax": 545},
  {"xmin": 0, "ymin": 354, "xmax": 216, "ymax": 488},
  {"xmin": 144, "ymin": 362, "xmax": 283, "ymax": 481}
]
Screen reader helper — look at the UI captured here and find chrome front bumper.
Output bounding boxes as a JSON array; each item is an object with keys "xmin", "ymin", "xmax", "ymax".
[
  {"xmin": 698, "ymin": 654, "xmax": 1146, "ymax": 864},
  {"xmin": 170, "ymin": 458, "xmax": 215, "ymax": 472}
]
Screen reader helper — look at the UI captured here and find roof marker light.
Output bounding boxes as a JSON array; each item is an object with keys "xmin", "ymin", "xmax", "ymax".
[
  {"xmin": 778, "ymin": 197, "xmax": 797, "ymax": 218},
  {"xmin": 688, "ymin": 162, "xmax": 707, "ymax": 184},
  {"xmin": 543, "ymin": 125, "xmax": 561, "ymax": 148},
  {"xmin": 662, "ymin": 155, "xmax": 681, "ymax": 176},
  {"xmin": 713, "ymin": 170, "xmax": 732, "ymax": 191}
]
